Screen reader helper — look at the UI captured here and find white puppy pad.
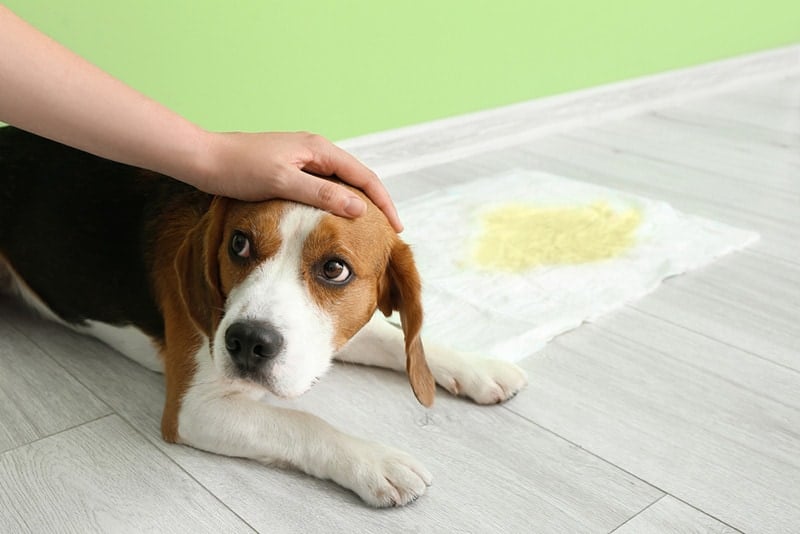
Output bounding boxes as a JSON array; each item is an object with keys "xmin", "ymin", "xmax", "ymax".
[{"xmin": 396, "ymin": 170, "xmax": 758, "ymax": 362}]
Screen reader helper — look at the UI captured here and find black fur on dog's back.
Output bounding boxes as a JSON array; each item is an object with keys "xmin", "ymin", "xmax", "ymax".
[{"xmin": 0, "ymin": 126, "xmax": 211, "ymax": 340}]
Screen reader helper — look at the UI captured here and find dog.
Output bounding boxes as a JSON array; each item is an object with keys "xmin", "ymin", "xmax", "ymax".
[{"xmin": 0, "ymin": 126, "xmax": 527, "ymax": 507}]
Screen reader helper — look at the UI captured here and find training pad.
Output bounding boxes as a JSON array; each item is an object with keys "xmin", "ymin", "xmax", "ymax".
[{"xmin": 394, "ymin": 170, "xmax": 758, "ymax": 362}]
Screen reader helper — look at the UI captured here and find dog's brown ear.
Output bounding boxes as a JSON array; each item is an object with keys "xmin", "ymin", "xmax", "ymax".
[
  {"xmin": 174, "ymin": 197, "xmax": 228, "ymax": 338},
  {"xmin": 378, "ymin": 240, "xmax": 435, "ymax": 407}
]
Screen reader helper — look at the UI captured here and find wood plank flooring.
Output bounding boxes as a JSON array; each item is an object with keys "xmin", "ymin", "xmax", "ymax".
[{"xmin": 1, "ymin": 66, "xmax": 798, "ymax": 532}]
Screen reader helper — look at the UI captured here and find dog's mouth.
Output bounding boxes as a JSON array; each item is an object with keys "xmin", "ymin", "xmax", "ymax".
[{"xmin": 226, "ymin": 364, "xmax": 320, "ymax": 399}]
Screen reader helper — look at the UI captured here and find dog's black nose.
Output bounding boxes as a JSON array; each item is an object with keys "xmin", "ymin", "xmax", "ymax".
[{"xmin": 225, "ymin": 320, "xmax": 284, "ymax": 372}]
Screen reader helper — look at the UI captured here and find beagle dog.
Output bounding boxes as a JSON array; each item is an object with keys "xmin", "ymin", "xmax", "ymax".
[{"xmin": 0, "ymin": 126, "xmax": 527, "ymax": 507}]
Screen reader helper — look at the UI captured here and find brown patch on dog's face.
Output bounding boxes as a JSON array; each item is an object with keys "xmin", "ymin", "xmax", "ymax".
[
  {"xmin": 302, "ymin": 204, "xmax": 394, "ymax": 348},
  {"xmin": 302, "ymin": 187, "xmax": 436, "ymax": 406},
  {"xmin": 216, "ymin": 201, "xmax": 286, "ymax": 296}
]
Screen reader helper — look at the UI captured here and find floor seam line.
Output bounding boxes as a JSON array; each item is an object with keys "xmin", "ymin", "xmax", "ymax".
[
  {"xmin": 0, "ymin": 413, "xmax": 114, "ymax": 458},
  {"xmin": 606, "ymin": 494, "xmax": 666, "ymax": 534}
]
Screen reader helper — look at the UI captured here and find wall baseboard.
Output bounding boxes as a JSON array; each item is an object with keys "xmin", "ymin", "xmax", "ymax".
[{"xmin": 340, "ymin": 45, "xmax": 800, "ymax": 178}]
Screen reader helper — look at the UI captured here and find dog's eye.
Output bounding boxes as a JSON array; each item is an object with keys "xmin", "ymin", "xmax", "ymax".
[
  {"xmin": 230, "ymin": 231, "xmax": 251, "ymax": 259},
  {"xmin": 321, "ymin": 259, "xmax": 351, "ymax": 284}
]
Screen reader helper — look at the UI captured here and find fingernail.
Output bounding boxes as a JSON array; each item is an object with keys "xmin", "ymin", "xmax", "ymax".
[{"xmin": 344, "ymin": 197, "xmax": 366, "ymax": 217}]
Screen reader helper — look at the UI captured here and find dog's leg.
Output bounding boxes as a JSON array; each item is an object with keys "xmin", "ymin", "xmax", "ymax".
[
  {"xmin": 336, "ymin": 314, "xmax": 528, "ymax": 404},
  {"xmin": 174, "ymin": 357, "xmax": 431, "ymax": 507}
]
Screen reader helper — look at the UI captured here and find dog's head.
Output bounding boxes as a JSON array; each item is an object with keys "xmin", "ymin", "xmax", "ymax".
[{"xmin": 174, "ymin": 187, "xmax": 434, "ymax": 406}]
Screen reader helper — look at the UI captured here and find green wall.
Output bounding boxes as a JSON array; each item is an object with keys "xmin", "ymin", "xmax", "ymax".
[{"xmin": 6, "ymin": 1, "xmax": 799, "ymax": 140}]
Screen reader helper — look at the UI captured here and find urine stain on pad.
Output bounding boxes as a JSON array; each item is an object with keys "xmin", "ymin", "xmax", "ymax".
[{"xmin": 472, "ymin": 202, "xmax": 642, "ymax": 272}]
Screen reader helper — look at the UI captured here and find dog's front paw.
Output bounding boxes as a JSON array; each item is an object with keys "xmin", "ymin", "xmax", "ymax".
[
  {"xmin": 335, "ymin": 440, "xmax": 432, "ymax": 507},
  {"xmin": 433, "ymin": 356, "xmax": 528, "ymax": 404}
]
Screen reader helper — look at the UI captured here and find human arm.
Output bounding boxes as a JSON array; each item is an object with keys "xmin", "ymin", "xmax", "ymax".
[{"xmin": 0, "ymin": 6, "xmax": 402, "ymax": 230}]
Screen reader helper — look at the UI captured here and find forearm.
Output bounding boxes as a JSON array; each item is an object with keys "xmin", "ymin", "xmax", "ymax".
[
  {"xmin": 0, "ymin": 6, "xmax": 210, "ymax": 184},
  {"xmin": 0, "ymin": 6, "xmax": 402, "ymax": 229}
]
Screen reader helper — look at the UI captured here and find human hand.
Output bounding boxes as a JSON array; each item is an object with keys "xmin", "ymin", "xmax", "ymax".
[{"xmin": 193, "ymin": 131, "xmax": 403, "ymax": 232}]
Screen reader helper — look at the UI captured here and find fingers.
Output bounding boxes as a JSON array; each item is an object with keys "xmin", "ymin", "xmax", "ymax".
[
  {"xmin": 200, "ymin": 131, "xmax": 403, "ymax": 231},
  {"xmin": 303, "ymin": 136, "xmax": 403, "ymax": 232},
  {"xmin": 276, "ymin": 167, "xmax": 368, "ymax": 219}
]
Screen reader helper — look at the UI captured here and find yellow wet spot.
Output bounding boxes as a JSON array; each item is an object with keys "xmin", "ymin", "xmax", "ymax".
[{"xmin": 472, "ymin": 202, "xmax": 641, "ymax": 272}]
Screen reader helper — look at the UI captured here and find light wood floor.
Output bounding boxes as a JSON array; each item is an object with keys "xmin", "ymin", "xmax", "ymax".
[{"xmin": 1, "ymin": 70, "xmax": 798, "ymax": 533}]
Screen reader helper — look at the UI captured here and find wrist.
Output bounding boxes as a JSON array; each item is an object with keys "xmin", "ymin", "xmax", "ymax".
[{"xmin": 172, "ymin": 127, "xmax": 221, "ymax": 194}]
